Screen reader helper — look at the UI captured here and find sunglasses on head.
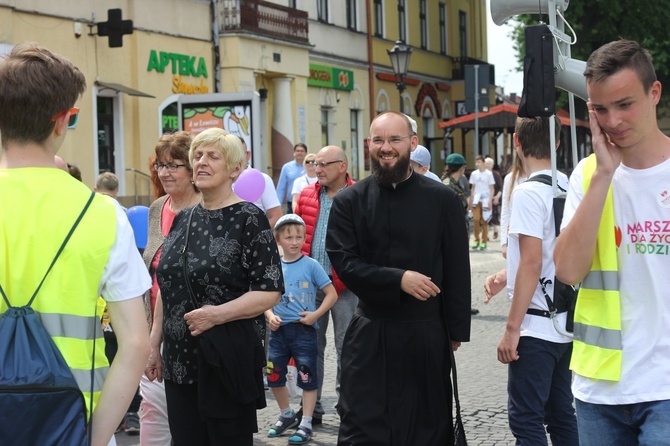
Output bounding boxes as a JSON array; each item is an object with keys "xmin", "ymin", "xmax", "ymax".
[{"xmin": 51, "ymin": 107, "xmax": 80, "ymax": 129}]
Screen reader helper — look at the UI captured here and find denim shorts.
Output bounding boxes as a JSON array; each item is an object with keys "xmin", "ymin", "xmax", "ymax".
[{"xmin": 267, "ymin": 323, "xmax": 318, "ymax": 391}]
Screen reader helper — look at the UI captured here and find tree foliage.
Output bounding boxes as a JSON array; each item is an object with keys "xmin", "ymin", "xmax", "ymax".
[{"xmin": 509, "ymin": 1, "xmax": 670, "ymax": 116}]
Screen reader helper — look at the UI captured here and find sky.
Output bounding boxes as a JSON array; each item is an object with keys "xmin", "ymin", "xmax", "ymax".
[{"xmin": 486, "ymin": 0, "xmax": 524, "ymax": 97}]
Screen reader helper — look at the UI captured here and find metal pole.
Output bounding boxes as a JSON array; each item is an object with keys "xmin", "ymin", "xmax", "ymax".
[
  {"xmin": 549, "ymin": 114, "xmax": 558, "ymax": 196},
  {"xmin": 474, "ymin": 64, "xmax": 479, "ymax": 158},
  {"xmin": 398, "ymin": 77, "xmax": 405, "ymax": 114}
]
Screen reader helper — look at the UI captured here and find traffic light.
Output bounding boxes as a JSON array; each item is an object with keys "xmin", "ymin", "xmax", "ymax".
[{"xmin": 97, "ymin": 9, "xmax": 133, "ymax": 48}]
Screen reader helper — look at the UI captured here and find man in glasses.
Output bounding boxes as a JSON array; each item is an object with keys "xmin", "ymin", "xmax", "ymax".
[
  {"xmin": 327, "ymin": 111, "xmax": 471, "ymax": 445},
  {"xmin": 294, "ymin": 145, "xmax": 357, "ymax": 425},
  {"xmin": 0, "ymin": 43, "xmax": 150, "ymax": 445}
]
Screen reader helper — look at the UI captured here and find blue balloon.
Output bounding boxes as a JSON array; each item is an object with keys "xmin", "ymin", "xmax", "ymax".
[{"xmin": 125, "ymin": 205, "xmax": 149, "ymax": 249}]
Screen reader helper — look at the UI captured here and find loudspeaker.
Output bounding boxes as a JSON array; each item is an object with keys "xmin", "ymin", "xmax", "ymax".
[
  {"xmin": 555, "ymin": 56, "xmax": 587, "ymax": 101},
  {"xmin": 518, "ymin": 24, "xmax": 555, "ymax": 117},
  {"xmin": 490, "ymin": 0, "xmax": 570, "ymax": 26}
]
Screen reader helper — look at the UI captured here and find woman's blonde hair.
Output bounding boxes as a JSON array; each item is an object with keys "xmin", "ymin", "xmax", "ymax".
[
  {"xmin": 304, "ymin": 153, "xmax": 317, "ymax": 163},
  {"xmin": 189, "ymin": 128, "xmax": 246, "ymax": 179}
]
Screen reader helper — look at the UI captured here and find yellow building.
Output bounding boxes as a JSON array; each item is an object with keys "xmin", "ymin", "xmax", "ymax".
[{"xmin": 0, "ymin": 0, "xmax": 490, "ymax": 203}]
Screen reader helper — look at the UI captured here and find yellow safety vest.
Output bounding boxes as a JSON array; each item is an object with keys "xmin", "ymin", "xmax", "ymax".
[
  {"xmin": 569, "ymin": 155, "xmax": 623, "ymax": 381},
  {"xmin": 0, "ymin": 168, "xmax": 117, "ymax": 416}
]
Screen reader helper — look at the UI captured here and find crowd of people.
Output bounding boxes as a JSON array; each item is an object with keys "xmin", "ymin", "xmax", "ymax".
[{"xmin": 1, "ymin": 38, "xmax": 668, "ymax": 446}]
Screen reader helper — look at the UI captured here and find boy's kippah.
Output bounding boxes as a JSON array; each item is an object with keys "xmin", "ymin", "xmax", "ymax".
[{"xmin": 274, "ymin": 214, "xmax": 306, "ymax": 233}]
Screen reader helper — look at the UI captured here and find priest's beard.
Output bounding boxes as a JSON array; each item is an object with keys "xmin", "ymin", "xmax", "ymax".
[{"xmin": 371, "ymin": 152, "xmax": 411, "ymax": 187}]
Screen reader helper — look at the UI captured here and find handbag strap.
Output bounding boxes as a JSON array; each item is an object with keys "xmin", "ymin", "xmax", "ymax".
[
  {"xmin": 180, "ymin": 207, "xmax": 200, "ymax": 310},
  {"xmin": 448, "ymin": 333, "xmax": 464, "ymax": 423},
  {"xmin": 0, "ymin": 191, "xmax": 95, "ymax": 308}
]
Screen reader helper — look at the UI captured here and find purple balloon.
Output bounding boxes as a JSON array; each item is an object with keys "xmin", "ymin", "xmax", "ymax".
[{"xmin": 235, "ymin": 168, "xmax": 265, "ymax": 202}]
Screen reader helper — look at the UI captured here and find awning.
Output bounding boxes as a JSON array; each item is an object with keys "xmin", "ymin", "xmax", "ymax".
[
  {"xmin": 439, "ymin": 103, "xmax": 589, "ymax": 131},
  {"xmin": 95, "ymin": 81, "xmax": 155, "ymax": 98}
]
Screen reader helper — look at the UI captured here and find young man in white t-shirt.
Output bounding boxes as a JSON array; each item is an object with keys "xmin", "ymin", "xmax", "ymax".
[
  {"xmin": 555, "ymin": 40, "xmax": 670, "ymax": 445},
  {"xmin": 469, "ymin": 155, "xmax": 495, "ymax": 250},
  {"xmin": 491, "ymin": 116, "xmax": 578, "ymax": 445}
]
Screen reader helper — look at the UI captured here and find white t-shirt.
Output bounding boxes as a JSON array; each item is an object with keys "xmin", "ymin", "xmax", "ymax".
[
  {"xmin": 100, "ymin": 201, "xmax": 152, "ymax": 301},
  {"xmin": 291, "ymin": 174, "xmax": 318, "ymax": 196},
  {"xmin": 507, "ymin": 169, "xmax": 571, "ymax": 344},
  {"xmin": 256, "ymin": 172, "xmax": 281, "ymax": 212},
  {"xmin": 500, "ymin": 174, "xmax": 527, "ymax": 247},
  {"xmin": 562, "ymin": 157, "xmax": 670, "ymax": 405},
  {"xmin": 470, "ymin": 169, "xmax": 495, "ymax": 201},
  {"xmin": 424, "ymin": 170, "xmax": 442, "ymax": 182}
]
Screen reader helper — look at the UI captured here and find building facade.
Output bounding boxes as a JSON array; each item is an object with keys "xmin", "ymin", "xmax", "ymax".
[{"xmin": 0, "ymin": 0, "xmax": 489, "ymax": 202}]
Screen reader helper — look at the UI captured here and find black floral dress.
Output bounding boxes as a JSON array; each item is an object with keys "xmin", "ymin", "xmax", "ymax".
[{"xmin": 157, "ymin": 202, "xmax": 283, "ymax": 385}]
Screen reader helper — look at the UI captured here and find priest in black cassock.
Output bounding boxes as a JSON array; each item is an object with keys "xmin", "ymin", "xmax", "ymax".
[{"xmin": 326, "ymin": 111, "xmax": 471, "ymax": 445}]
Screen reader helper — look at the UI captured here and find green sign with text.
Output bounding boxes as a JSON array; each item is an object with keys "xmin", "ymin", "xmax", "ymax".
[
  {"xmin": 147, "ymin": 50, "xmax": 208, "ymax": 78},
  {"xmin": 308, "ymin": 64, "xmax": 353, "ymax": 91}
]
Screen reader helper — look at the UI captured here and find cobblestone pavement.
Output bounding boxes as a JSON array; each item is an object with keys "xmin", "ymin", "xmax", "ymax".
[{"xmin": 116, "ymin": 238, "xmax": 514, "ymax": 446}]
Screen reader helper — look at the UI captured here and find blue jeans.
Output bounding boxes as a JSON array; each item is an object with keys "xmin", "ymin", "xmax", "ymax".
[
  {"xmin": 508, "ymin": 336, "xmax": 578, "ymax": 446},
  {"xmin": 576, "ymin": 398, "xmax": 670, "ymax": 446},
  {"xmin": 267, "ymin": 323, "xmax": 318, "ymax": 390},
  {"xmin": 314, "ymin": 287, "xmax": 358, "ymax": 417}
]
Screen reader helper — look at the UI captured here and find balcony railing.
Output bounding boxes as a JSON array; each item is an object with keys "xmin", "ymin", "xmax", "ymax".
[{"xmin": 220, "ymin": 0, "xmax": 309, "ymax": 45}]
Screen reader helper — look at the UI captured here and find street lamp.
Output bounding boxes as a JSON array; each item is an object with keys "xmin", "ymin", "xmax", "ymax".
[{"xmin": 387, "ymin": 40, "xmax": 413, "ymax": 113}]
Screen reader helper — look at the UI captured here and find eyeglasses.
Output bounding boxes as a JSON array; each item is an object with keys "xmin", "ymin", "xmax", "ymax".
[
  {"xmin": 153, "ymin": 162, "xmax": 187, "ymax": 172},
  {"xmin": 51, "ymin": 107, "xmax": 80, "ymax": 129},
  {"xmin": 304, "ymin": 160, "xmax": 316, "ymax": 165},
  {"xmin": 314, "ymin": 160, "xmax": 344, "ymax": 169},
  {"xmin": 369, "ymin": 135, "xmax": 412, "ymax": 148}
]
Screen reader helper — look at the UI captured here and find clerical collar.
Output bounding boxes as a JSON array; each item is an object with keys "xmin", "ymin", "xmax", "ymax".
[{"xmin": 391, "ymin": 167, "xmax": 414, "ymax": 189}]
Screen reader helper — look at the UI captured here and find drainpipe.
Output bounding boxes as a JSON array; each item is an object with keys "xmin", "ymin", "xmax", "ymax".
[
  {"xmin": 366, "ymin": 0, "xmax": 375, "ymax": 123},
  {"xmin": 211, "ymin": 0, "xmax": 221, "ymax": 92}
]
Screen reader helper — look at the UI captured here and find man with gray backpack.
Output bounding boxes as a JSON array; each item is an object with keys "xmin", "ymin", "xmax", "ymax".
[{"xmin": 0, "ymin": 42, "xmax": 150, "ymax": 446}]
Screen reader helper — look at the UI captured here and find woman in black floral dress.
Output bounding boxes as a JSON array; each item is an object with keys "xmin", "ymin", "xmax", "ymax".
[{"xmin": 145, "ymin": 128, "xmax": 283, "ymax": 446}]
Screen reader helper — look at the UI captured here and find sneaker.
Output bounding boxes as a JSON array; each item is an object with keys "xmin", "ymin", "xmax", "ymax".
[
  {"xmin": 471, "ymin": 242, "xmax": 480, "ymax": 250},
  {"xmin": 124, "ymin": 412, "xmax": 140, "ymax": 436},
  {"xmin": 268, "ymin": 413, "xmax": 299, "ymax": 437},
  {"xmin": 470, "ymin": 307, "xmax": 480, "ymax": 315},
  {"xmin": 479, "ymin": 243, "xmax": 487, "ymax": 251},
  {"xmin": 288, "ymin": 426, "xmax": 313, "ymax": 445}
]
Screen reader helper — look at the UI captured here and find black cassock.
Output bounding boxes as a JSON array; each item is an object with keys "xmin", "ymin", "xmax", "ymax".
[{"xmin": 327, "ymin": 171, "xmax": 471, "ymax": 446}]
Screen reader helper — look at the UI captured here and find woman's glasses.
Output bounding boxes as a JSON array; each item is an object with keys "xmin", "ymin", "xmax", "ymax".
[{"xmin": 153, "ymin": 163, "xmax": 187, "ymax": 173}]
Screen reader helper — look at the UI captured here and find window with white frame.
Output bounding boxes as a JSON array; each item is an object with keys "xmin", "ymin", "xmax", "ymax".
[
  {"xmin": 398, "ymin": 0, "xmax": 407, "ymax": 43},
  {"xmin": 350, "ymin": 109, "xmax": 360, "ymax": 180},
  {"xmin": 420, "ymin": 0, "xmax": 428, "ymax": 49},
  {"xmin": 346, "ymin": 0, "xmax": 357, "ymax": 30},
  {"xmin": 317, "ymin": 0, "xmax": 329, "ymax": 23},
  {"xmin": 374, "ymin": 0, "xmax": 384, "ymax": 37},
  {"xmin": 439, "ymin": 3, "xmax": 448, "ymax": 55},
  {"xmin": 459, "ymin": 10, "xmax": 467, "ymax": 58},
  {"xmin": 321, "ymin": 108, "xmax": 330, "ymax": 147}
]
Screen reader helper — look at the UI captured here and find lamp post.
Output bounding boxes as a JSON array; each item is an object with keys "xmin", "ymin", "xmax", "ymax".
[{"xmin": 387, "ymin": 40, "xmax": 413, "ymax": 113}]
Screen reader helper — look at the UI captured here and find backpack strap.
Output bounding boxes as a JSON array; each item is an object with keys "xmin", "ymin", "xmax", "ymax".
[
  {"xmin": 0, "ymin": 191, "xmax": 96, "ymax": 309},
  {"xmin": 523, "ymin": 175, "xmax": 565, "ymax": 316}
]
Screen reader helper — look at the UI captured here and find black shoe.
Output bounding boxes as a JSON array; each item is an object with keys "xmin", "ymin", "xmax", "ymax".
[
  {"xmin": 471, "ymin": 307, "xmax": 480, "ymax": 315},
  {"xmin": 296, "ymin": 407, "xmax": 322, "ymax": 425}
]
